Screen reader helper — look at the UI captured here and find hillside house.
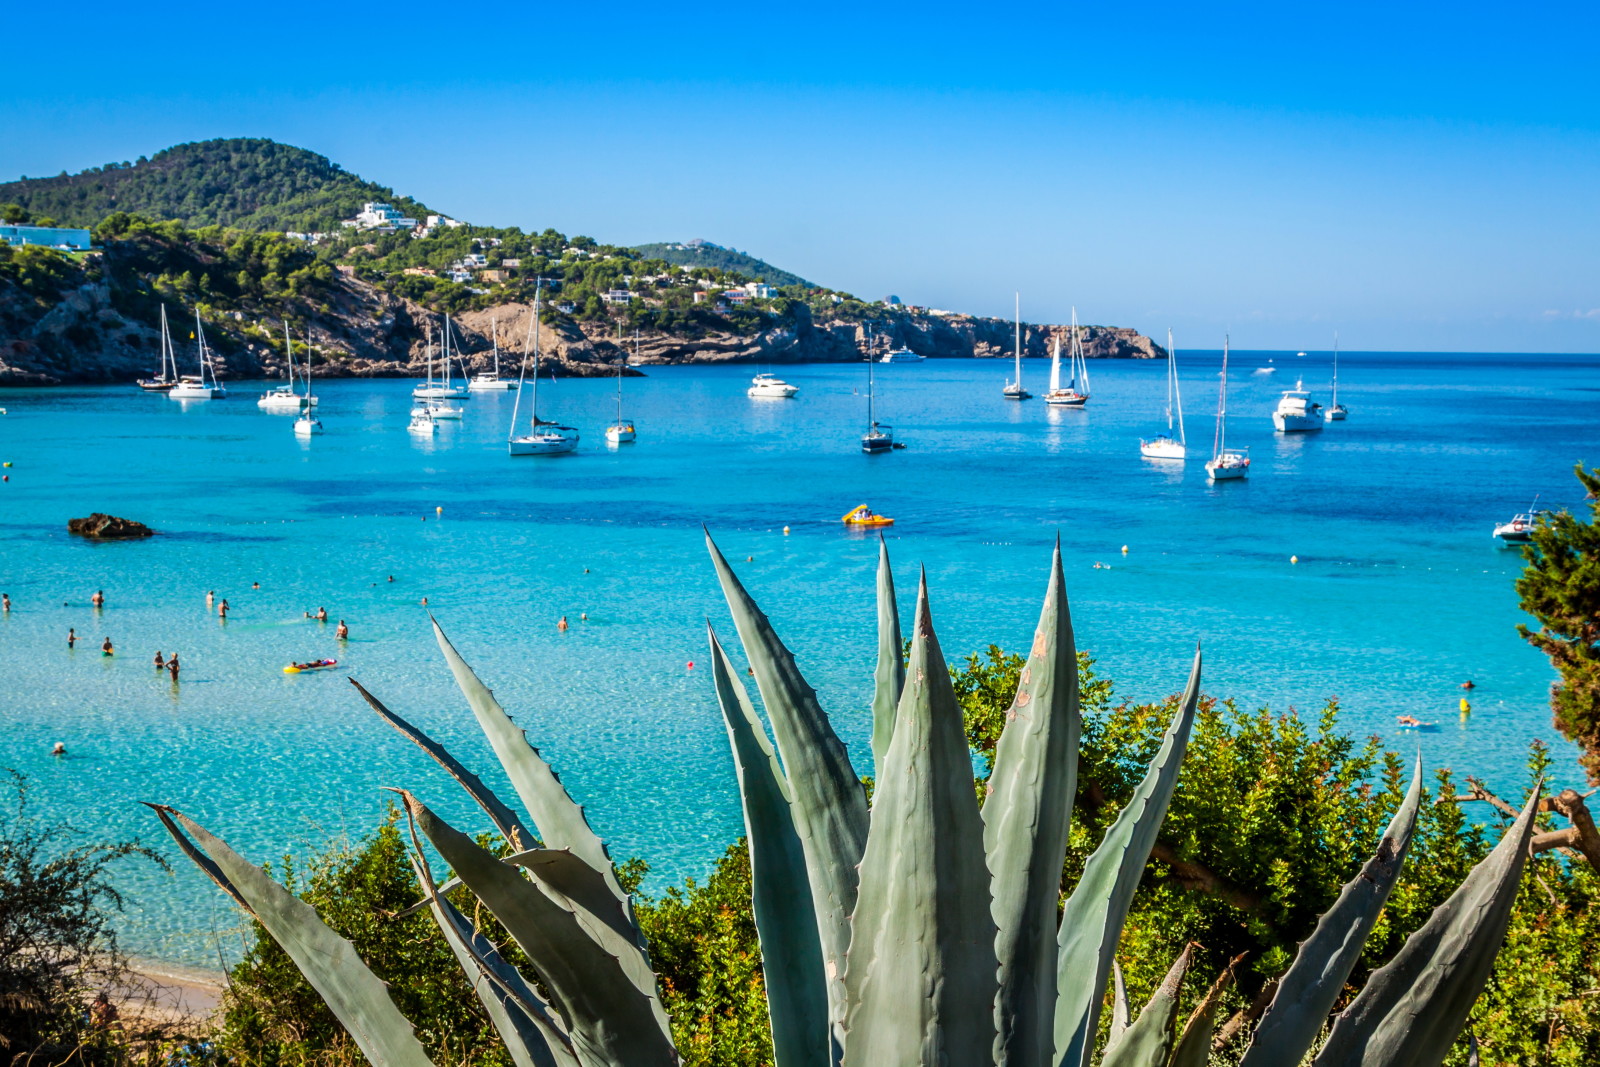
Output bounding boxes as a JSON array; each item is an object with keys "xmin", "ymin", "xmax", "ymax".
[
  {"xmin": 0, "ymin": 225, "xmax": 92, "ymax": 251},
  {"xmin": 402, "ymin": 267, "xmax": 438, "ymax": 277},
  {"xmin": 479, "ymin": 269, "xmax": 509, "ymax": 283},
  {"xmin": 341, "ymin": 202, "xmax": 418, "ymax": 232},
  {"xmin": 722, "ymin": 290, "xmax": 750, "ymax": 305},
  {"xmin": 602, "ymin": 289, "xmax": 635, "ymax": 305}
]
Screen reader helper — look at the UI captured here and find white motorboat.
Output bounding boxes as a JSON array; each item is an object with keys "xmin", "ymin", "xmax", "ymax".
[
  {"xmin": 1044, "ymin": 307, "xmax": 1090, "ymax": 406},
  {"xmin": 1003, "ymin": 293, "xmax": 1032, "ymax": 400},
  {"xmin": 408, "ymin": 410, "xmax": 437, "ymax": 435},
  {"xmin": 879, "ymin": 347, "xmax": 924, "ymax": 363},
  {"xmin": 1139, "ymin": 328, "xmax": 1186, "ymax": 458},
  {"xmin": 862, "ymin": 335, "xmax": 896, "ymax": 452},
  {"xmin": 606, "ymin": 332, "xmax": 638, "ymax": 444},
  {"xmin": 169, "ymin": 310, "xmax": 226, "ymax": 399},
  {"xmin": 260, "ymin": 321, "xmax": 316, "ymax": 411},
  {"xmin": 469, "ymin": 316, "xmax": 517, "ymax": 390},
  {"xmin": 748, "ymin": 372, "xmax": 799, "ymax": 398},
  {"xmin": 137, "ymin": 305, "xmax": 178, "ymax": 391},
  {"xmin": 292, "ymin": 336, "xmax": 323, "ymax": 435},
  {"xmin": 1493, "ymin": 500, "xmax": 1547, "ymax": 545},
  {"xmin": 1273, "ymin": 379, "xmax": 1325, "ymax": 432},
  {"xmin": 1205, "ymin": 338, "xmax": 1250, "ymax": 481},
  {"xmin": 508, "ymin": 280, "xmax": 578, "ymax": 456},
  {"xmin": 414, "ymin": 317, "xmax": 470, "ymax": 399},
  {"xmin": 1325, "ymin": 334, "xmax": 1348, "ymax": 421}
]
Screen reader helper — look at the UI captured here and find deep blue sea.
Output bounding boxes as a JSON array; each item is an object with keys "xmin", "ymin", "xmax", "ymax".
[{"xmin": 0, "ymin": 350, "xmax": 1594, "ymax": 968}]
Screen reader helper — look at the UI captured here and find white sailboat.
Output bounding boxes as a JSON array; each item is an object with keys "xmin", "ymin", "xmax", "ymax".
[
  {"xmin": 408, "ymin": 408, "xmax": 437, "ymax": 435},
  {"xmin": 293, "ymin": 339, "xmax": 323, "ymax": 436},
  {"xmin": 1043, "ymin": 307, "xmax": 1090, "ymax": 406},
  {"xmin": 169, "ymin": 309, "xmax": 226, "ymax": 398},
  {"xmin": 137, "ymin": 305, "xmax": 178, "ymax": 390},
  {"xmin": 414, "ymin": 318, "xmax": 470, "ymax": 399},
  {"xmin": 1140, "ymin": 329, "xmax": 1185, "ymax": 458},
  {"xmin": 605, "ymin": 331, "xmax": 638, "ymax": 444},
  {"xmin": 469, "ymin": 316, "xmax": 517, "ymax": 390},
  {"xmin": 1325, "ymin": 333, "xmax": 1348, "ymax": 421},
  {"xmin": 260, "ymin": 321, "xmax": 313, "ymax": 410},
  {"xmin": 1002, "ymin": 293, "xmax": 1032, "ymax": 400},
  {"xmin": 862, "ymin": 327, "xmax": 895, "ymax": 453},
  {"xmin": 509, "ymin": 282, "xmax": 578, "ymax": 456},
  {"xmin": 1205, "ymin": 337, "xmax": 1249, "ymax": 481}
]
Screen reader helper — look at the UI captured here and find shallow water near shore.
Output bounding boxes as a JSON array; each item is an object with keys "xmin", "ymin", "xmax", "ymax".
[{"xmin": 0, "ymin": 350, "xmax": 1593, "ymax": 967}]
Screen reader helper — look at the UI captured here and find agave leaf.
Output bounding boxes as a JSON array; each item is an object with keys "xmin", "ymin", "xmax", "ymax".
[
  {"xmin": 146, "ymin": 805, "xmax": 435, "ymax": 1067},
  {"xmin": 1312, "ymin": 785, "xmax": 1540, "ymax": 1067},
  {"xmin": 350, "ymin": 677, "xmax": 536, "ymax": 852},
  {"xmin": 841, "ymin": 572, "xmax": 999, "ymax": 1067},
  {"xmin": 403, "ymin": 833, "xmax": 579, "ymax": 1067},
  {"xmin": 869, "ymin": 534, "xmax": 905, "ymax": 778},
  {"xmin": 431, "ymin": 618, "xmax": 624, "ymax": 902},
  {"xmin": 401, "ymin": 791, "xmax": 678, "ymax": 1067},
  {"xmin": 983, "ymin": 540, "xmax": 1079, "ymax": 1067},
  {"xmin": 1169, "ymin": 953, "xmax": 1245, "ymax": 1067},
  {"xmin": 705, "ymin": 531, "xmax": 869, "ymax": 1041},
  {"xmin": 1239, "ymin": 757, "xmax": 1426, "ymax": 1067},
  {"xmin": 1109, "ymin": 961, "xmax": 1130, "ymax": 1045},
  {"xmin": 709, "ymin": 625, "xmax": 831, "ymax": 1067},
  {"xmin": 1099, "ymin": 944, "xmax": 1192, "ymax": 1067},
  {"xmin": 1054, "ymin": 649, "xmax": 1202, "ymax": 1067}
]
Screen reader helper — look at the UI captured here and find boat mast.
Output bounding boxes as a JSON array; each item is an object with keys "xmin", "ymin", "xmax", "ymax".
[
  {"xmin": 284, "ymin": 320, "xmax": 296, "ymax": 390},
  {"xmin": 194, "ymin": 308, "xmax": 206, "ymax": 381},
  {"xmin": 491, "ymin": 315, "xmax": 500, "ymax": 379},
  {"xmin": 159, "ymin": 305, "xmax": 172, "ymax": 381},
  {"xmin": 304, "ymin": 337, "xmax": 314, "ymax": 405},
  {"xmin": 509, "ymin": 283, "xmax": 535, "ymax": 442},
  {"xmin": 1013, "ymin": 293, "xmax": 1022, "ymax": 388},
  {"xmin": 1331, "ymin": 331, "xmax": 1339, "ymax": 406},
  {"xmin": 866, "ymin": 325, "xmax": 876, "ymax": 429},
  {"xmin": 531, "ymin": 281, "xmax": 542, "ymax": 429},
  {"xmin": 442, "ymin": 316, "xmax": 452, "ymax": 390},
  {"xmin": 1214, "ymin": 336, "xmax": 1230, "ymax": 460},
  {"xmin": 1049, "ymin": 336, "xmax": 1061, "ymax": 393}
]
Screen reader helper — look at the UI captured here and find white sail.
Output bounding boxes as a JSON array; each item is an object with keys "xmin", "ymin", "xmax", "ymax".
[
  {"xmin": 1169, "ymin": 328, "xmax": 1185, "ymax": 445},
  {"xmin": 1049, "ymin": 337, "xmax": 1062, "ymax": 393}
]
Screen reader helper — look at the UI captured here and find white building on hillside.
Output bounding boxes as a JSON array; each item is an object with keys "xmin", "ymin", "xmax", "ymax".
[{"xmin": 341, "ymin": 203, "xmax": 418, "ymax": 232}]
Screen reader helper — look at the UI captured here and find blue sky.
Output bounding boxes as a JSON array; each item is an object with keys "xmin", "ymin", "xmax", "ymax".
[{"xmin": 4, "ymin": 2, "xmax": 1597, "ymax": 351}]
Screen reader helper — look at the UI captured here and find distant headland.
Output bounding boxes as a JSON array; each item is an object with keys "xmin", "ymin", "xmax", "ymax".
[{"xmin": 0, "ymin": 138, "xmax": 1166, "ymax": 385}]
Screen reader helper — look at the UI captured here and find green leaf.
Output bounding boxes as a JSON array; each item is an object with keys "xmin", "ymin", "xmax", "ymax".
[
  {"xmin": 1109, "ymin": 961, "xmax": 1130, "ymax": 1046},
  {"xmin": 983, "ymin": 540, "xmax": 1080, "ymax": 1067},
  {"xmin": 1053, "ymin": 648, "xmax": 1202, "ymax": 1067},
  {"xmin": 841, "ymin": 572, "xmax": 999, "ymax": 1067},
  {"xmin": 1240, "ymin": 757, "xmax": 1426, "ymax": 1067},
  {"xmin": 146, "ymin": 805, "xmax": 436, "ymax": 1067},
  {"xmin": 431, "ymin": 617, "xmax": 623, "ymax": 902},
  {"xmin": 1312, "ymin": 785, "xmax": 1541, "ymax": 1067},
  {"xmin": 402, "ymin": 791, "xmax": 678, "ymax": 1067},
  {"xmin": 709, "ymin": 625, "xmax": 831, "ymax": 1067},
  {"xmin": 870, "ymin": 534, "xmax": 905, "ymax": 779},
  {"xmin": 350, "ymin": 676, "xmax": 536, "ymax": 852},
  {"xmin": 1099, "ymin": 943, "xmax": 1191, "ymax": 1067},
  {"xmin": 706, "ymin": 531, "xmax": 870, "ymax": 1043},
  {"xmin": 404, "ymin": 837, "xmax": 579, "ymax": 1067}
]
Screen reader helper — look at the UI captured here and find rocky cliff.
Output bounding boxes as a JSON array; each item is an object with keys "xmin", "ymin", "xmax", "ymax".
[{"xmin": 1, "ymin": 257, "xmax": 1164, "ymax": 386}]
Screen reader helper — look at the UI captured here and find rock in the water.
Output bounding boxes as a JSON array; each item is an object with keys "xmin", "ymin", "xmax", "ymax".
[{"xmin": 67, "ymin": 513, "xmax": 154, "ymax": 539}]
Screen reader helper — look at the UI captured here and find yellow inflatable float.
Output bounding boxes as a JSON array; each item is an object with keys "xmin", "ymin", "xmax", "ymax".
[{"xmin": 842, "ymin": 505, "xmax": 894, "ymax": 528}]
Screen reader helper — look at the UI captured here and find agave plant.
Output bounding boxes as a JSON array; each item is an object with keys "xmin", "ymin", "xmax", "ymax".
[{"xmin": 149, "ymin": 535, "xmax": 1538, "ymax": 1067}]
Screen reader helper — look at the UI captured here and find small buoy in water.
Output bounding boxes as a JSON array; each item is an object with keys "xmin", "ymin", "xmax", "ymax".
[
  {"xmin": 1291, "ymin": 555, "xmax": 1299, "ymax": 564},
  {"xmin": 783, "ymin": 526, "xmax": 790, "ymax": 535},
  {"xmin": 1121, "ymin": 545, "xmax": 1128, "ymax": 555},
  {"xmin": 2, "ymin": 462, "xmax": 11, "ymax": 468},
  {"xmin": 686, "ymin": 660, "xmax": 695, "ymax": 670},
  {"xmin": 1459, "ymin": 697, "xmax": 1471, "ymax": 714},
  {"xmin": 2, "ymin": 475, "xmax": 7, "ymax": 482},
  {"xmin": 436, "ymin": 506, "xmax": 443, "ymax": 515}
]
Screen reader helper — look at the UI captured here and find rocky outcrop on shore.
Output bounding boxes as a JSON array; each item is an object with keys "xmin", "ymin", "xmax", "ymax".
[
  {"xmin": 68, "ymin": 513, "xmax": 154, "ymax": 539},
  {"xmin": 2, "ymin": 266, "xmax": 1164, "ymax": 386}
]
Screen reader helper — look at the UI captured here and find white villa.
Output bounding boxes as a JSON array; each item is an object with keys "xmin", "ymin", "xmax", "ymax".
[{"xmin": 341, "ymin": 203, "xmax": 418, "ymax": 232}]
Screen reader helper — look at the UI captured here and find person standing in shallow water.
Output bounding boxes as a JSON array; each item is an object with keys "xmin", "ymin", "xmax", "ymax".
[
  {"xmin": 218, "ymin": 599, "xmax": 229, "ymax": 619},
  {"xmin": 2, "ymin": 593, "xmax": 10, "ymax": 612},
  {"xmin": 154, "ymin": 651, "xmax": 165, "ymax": 669},
  {"xmin": 67, "ymin": 628, "xmax": 76, "ymax": 649},
  {"xmin": 92, "ymin": 590, "xmax": 104, "ymax": 608},
  {"xmin": 167, "ymin": 653, "xmax": 180, "ymax": 679},
  {"xmin": 101, "ymin": 637, "xmax": 113, "ymax": 656},
  {"xmin": 336, "ymin": 620, "xmax": 348, "ymax": 640}
]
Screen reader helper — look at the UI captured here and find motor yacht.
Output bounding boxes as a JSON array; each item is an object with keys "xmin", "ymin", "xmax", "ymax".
[
  {"xmin": 1272, "ymin": 380, "xmax": 1324, "ymax": 432},
  {"xmin": 748, "ymin": 373, "xmax": 799, "ymax": 398}
]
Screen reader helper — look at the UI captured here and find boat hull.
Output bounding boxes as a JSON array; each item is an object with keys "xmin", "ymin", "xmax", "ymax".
[
  {"xmin": 1273, "ymin": 412, "xmax": 1324, "ymax": 432},
  {"xmin": 861, "ymin": 436, "xmax": 894, "ymax": 454},
  {"xmin": 1044, "ymin": 391, "xmax": 1087, "ymax": 406},
  {"xmin": 293, "ymin": 418, "xmax": 323, "ymax": 436},
  {"xmin": 413, "ymin": 385, "xmax": 469, "ymax": 399},
  {"xmin": 260, "ymin": 393, "xmax": 316, "ymax": 411},
  {"xmin": 605, "ymin": 425, "xmax": 637, "ymax": 444},
  {"xmin": 138, "ymin": 380, "xmax": 175, "ymax": 391},
  {"xmin": 1003, "ymin": 389, "xmax": 1033, "ymax": 401},
  {"xmin": 468, "ymin": 379, "xmax": 516, "ymax": 391},
  {"xmin": 1140, "ymin": 438, "xmax": 1186, "ymax": 459},
  {"xmin": 169, "ymin": 387, "xmax": 224, "ymax": 399},
  {"xmin": 1206, "ymin": 460, "xmax": 1248, "ymax": 481},
  {"xmin": 1325, "ymin": 406, "xmax": 1348, "ymax": 421},
  {"xmin": 748, "ymin": 385, "xmax": 798, "ymax": 398},
  {"xmin": 509, "ymin": 435, "xmax": 578, "ymax": 456}
]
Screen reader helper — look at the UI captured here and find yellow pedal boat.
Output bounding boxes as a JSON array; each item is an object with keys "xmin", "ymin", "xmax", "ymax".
[{"xmin": 842, "ymin": 505, "xmax": 894, "ymax": 528}]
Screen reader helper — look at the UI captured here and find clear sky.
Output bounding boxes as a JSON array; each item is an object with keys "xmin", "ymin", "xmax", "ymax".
[{"xmin": 4, "ymin": 1, "xmax": 1597, "ymax": 352}]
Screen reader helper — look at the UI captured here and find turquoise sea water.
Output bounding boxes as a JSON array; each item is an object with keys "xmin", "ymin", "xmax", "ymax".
[{"xmin": 0, "ymin": 350, "xmax": 1594, "ymax": 968}]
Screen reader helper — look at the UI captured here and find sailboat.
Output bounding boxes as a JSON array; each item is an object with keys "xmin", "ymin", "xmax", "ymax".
[
  {"xmin": 1205, "ymin": 337, "xmax": 1250, "ymax": 481},
  {"xmin": 293, "ymin": 339, "xmax": 323, "ymax": 436},
  {"xmin": 509, "ymin": 282, "xmax": 579, "ymax": 456},
  {"xmin": 862, "ymin": 328, "xmax": 895, "ymax": 453},
  {"xmin": 137, "ymin": 305, "xmax": 178, "ymax": 390},
  {"xmin": 605, "ymin": 331, "xmax": 638, "ymax": 444},
  {"xmin": 1325, "ymin": 333, "xmax": 1348, "ymax": 421},
  {"xmin": 1139, "ymin": 329, "xmax": 1186, "ymax": 458},
  {"xmin": 1043, "ymin": 308, "xmax": 1090, "ymax": 406},
  {"xmin": 469, "ymin": 316, "xmax": 517, "ymax": 390},
  {"xmin": 1002, "ymin": 293, "xmax": 1032, "ymax": 400},
  {"xmin": 260, "ymin": 322, "xmax": 313, "ymax": 410},
  {"xmin": 413, "ymin": 318, "xmax": 469, "ymax": 399},
  {"xmin": 169, "ymin": 309, "xmax": 226, "ymax": 398}
]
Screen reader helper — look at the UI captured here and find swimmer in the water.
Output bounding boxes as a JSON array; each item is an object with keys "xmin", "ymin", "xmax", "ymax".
[
  {"xmin": 168, "ymin": 653, "xmax": 180, "ymax": 679},
  {"xmin": 218, "ymin": 599, "xmax": 229, "ymax": 619},
  {"xmin": 154, "ymin": 651, "xmax": 165, "ymax": 669},
  {"xmin": 51, "ymin": 742, "xmax": 65, "ymax": 756},
  {"xmin": 558, "ymin": 616, "xmax": 569, "ymax": 631},
  {"xmin": 316, "ymin": 607, "xmax": 327, "ymax": 621},
  {"xmin": 101, "ymin": 637, "xmax": 114, "ymax": 656},
  {"xmin": 2, "ymin": 593, "xmax": 9, "ymax": 612},
  {"xmin": 67, "ymin": 628, "xmax": 76, "ymax": 649},
  {"xmin": 92, "ymin": 590, "xmax": 104, "ymax": 608},
  {"xmin": 336, "ymin": 620, "xmax": 348, "ymax": 640}
]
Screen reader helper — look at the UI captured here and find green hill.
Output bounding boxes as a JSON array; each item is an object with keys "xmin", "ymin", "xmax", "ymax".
[
  {"xmin": 0, "ymin": 138, "xmax": 435, "ymax": 233},
  {"xmin": 631, "ymin": 241, "xmax": 811, "ymax": 288}
]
